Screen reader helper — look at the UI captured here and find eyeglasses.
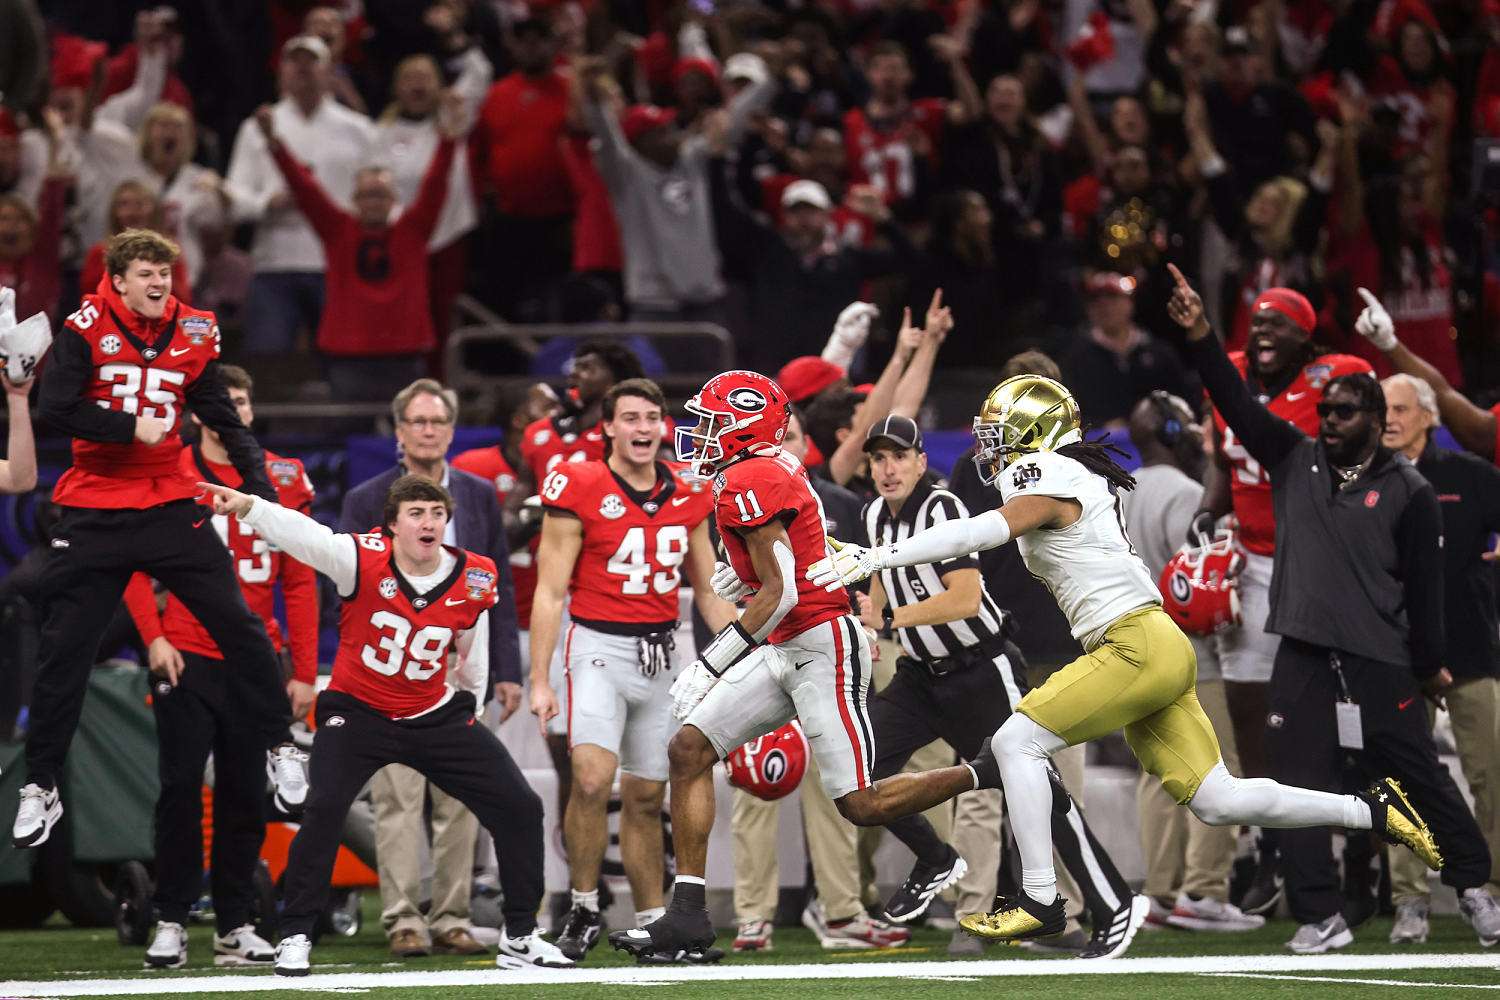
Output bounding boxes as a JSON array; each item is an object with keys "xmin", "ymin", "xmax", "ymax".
[
  {"xmin": 1315, "ymin": 402, "xmax": 1361, "ymax": 421},
  {"xmin": 401, "ymin": 417, "xmax": 452, "ymax": 429}
]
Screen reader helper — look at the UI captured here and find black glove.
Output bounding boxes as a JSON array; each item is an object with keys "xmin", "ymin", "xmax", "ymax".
[{"xmin": 1187, "ymin": 509, "xmax": 1216, "ymax": 546}]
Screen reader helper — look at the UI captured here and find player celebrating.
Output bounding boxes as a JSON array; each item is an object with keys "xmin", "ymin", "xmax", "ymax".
[
  {"xmin": 13, "ymin": 229, "xmax": 304, "ymax": 850},
  {"xmin": 808, "ymin": 374, "xmax": 1444, "ymax": 943},
  {"xmin": 198, "ymin": 474, "xmax": 572, "ymax": 976},
  {"xmin": 609, "ymin": 371, "xmax": 1000, "ymax": 962},
  {"xmin": 530, "ymin": 377, "xmax": 733, "ymax": 961}
]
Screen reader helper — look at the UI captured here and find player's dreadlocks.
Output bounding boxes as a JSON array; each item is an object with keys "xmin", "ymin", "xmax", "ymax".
[{"xmin": 1058, "ymin": 433, "xmax": 1137, "ymax": 492}]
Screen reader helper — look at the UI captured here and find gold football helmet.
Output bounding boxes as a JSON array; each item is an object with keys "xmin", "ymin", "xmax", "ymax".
[{"xmin": 972, "ymin": 375, "xmax": 1082, "ymax": 484}]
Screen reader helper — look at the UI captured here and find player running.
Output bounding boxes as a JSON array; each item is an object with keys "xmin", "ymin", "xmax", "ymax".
[{"xmin": 808, "ymin": 373, "xmax": 1445, "ymax": 943}]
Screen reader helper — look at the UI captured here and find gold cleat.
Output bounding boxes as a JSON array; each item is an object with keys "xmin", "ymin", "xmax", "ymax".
[
  {"xmin": 1361, "ymin": 777, "xmax": 1443, "ymax": 871},
  {"xmin": 958, "ymin": 895, "xmax": 1067, "ymax": 942}
]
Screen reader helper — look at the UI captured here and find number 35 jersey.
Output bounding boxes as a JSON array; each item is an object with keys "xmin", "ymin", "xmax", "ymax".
[
  {"xmin": 540, "ymin": 460, "xmax": 713, "ymax": 630},
  {"xmin": 331, "ymin": 535, "xmax": 500, "ymax": 719},
  {"xmin": 999, "ymin": 450, "xmax": 1159, "ymax": 649}
]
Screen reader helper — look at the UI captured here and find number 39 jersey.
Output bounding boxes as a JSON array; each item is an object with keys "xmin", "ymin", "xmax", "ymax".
[
  {"xmin": 999, "ymin": 450, "xmax": 1160, "ymax": 648},
  {"xmin": 715, "ymin": 451, "xmax": 848, "ymax": 644},
  {"xmin": 1213, "ymin": 352, "xmax": 1373, "ymax": 555},
  {"xmin": 540, "ymin": 459, "xmax": 713, "ymax": 629},
  {"xmin": 330, "ymin": 536, "xmax": 500, "ymax": 719}
]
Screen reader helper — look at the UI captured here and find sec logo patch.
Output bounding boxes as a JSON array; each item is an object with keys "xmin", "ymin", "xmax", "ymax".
[
  {"xmin": 599, "ymin": 494, "xmax": 626, "ymax": 519},
  {"xmin": 100, "ymin": 334, "xmax": 122, "ymax": 356},
  {"xmin": 379, "ymin": 577, "xmax": 398, "ymax": 599}
]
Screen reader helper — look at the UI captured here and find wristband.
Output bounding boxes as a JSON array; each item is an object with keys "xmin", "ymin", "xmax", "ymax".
[
  {"xmin": 701, "ymin": 620, "xmax": 757, "ymax": 677},
  {"xmin": 880, "ymin": 605, "xmax": 895, "ymax": 639}
]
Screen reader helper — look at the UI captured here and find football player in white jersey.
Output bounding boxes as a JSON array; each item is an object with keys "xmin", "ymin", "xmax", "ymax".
[{"xmin": 810, "ymin": 375, "xmax": 1444, "ymax": 943}]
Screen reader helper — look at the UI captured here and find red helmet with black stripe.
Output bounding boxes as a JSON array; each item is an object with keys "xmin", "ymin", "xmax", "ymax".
[{"xmin": 675, "ymin": 370, "xmax": 790, "ymax": 476}]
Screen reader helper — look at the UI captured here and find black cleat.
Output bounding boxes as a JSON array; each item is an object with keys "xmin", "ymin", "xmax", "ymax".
[
  {"xmin": 1359, "ymin": 777, "xmax": 1443, "ymax": 870},
  {"xmin": 556, "ymin": 904, "xmax": 603, "ymax": 961},
  {"xmin": 609, "ymin": 906, "xmax": 716, "ymax": 960},
  {"xmin": 1080, "ymin": 895, "xmax": 1149, "ymax": 959},
  {"xmin": 884, "ymin": 848, "xmax": 968, "ymax": 923},
  {"xmin": 635, "ymin": 945, "xmax": 726, "ymax": 965},
  {"xmin": 959, "ymin": 894, "xmax": 1068, "ymax": 942}
]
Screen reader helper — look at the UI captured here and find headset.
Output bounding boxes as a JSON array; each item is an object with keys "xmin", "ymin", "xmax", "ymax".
[{"xmin": 1148, "ymin": 390, "xmax": 1204, "ymax": 473}]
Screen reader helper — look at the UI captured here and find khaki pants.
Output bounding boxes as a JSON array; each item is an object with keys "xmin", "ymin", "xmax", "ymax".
[
  {"xmin": 1390, "ymin": 676, "xmax": 1500, "ymax": 900},
  {"xmin": 372, "ymin": 763, "xmax": 479, "ymax": 937},
  {"xmin": 732, "ymin": 753, "xmax": 863, "ymax": 923},
  {"xmin": 1136, "ymin": 678, "xmax": 1241, "ymax": 904}
]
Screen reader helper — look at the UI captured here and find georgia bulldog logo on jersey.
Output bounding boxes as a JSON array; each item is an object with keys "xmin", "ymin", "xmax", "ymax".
[
  {"xmin": 100, "ymin": 334, "xmax": 121, "ymax": 355},
  {"xmin": 599, "ymin": 494, "xmax": 626, "ymax": 519},
  {"xmin": 465, "ymin": 567, "xmax": 495, "ymax": 600},
  {"xmin": 379, "ymin": 577, "xmax": 398, "ymax": 599}
]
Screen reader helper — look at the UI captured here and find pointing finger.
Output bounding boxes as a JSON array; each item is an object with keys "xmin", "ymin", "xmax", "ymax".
[
  {"xmin": 1166, "ymin": 263, "xmax": 1189, "ymax": 289},
  {"xmin": 1356, "ymin": 287, "xmax": 1382, "ymax": 310}
]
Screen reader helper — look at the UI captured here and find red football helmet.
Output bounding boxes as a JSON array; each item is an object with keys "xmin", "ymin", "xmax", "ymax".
[
  {"xmin": 675, "ymin": 370, "xmax": 790, "ymax": 477},
  {"xmin": 724, "ymin": 720, "xmax": 809, "ymax": 801},
  {"xmin": 1158, "ymin": 526, "xmax": 1244, "ymax": 636}
]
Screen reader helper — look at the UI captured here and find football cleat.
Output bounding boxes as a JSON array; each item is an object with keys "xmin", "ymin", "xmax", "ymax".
[
  {"xmin": 634, "ymin": 945, "xmax": 726, "ymax": 965},
  {"xmin": 884, "ymin": 849, "xmax": 968, "ymax": 924},
  {"xmin": 609, "ymin": 906, "xmax": 716, "ymax": 961},
  {"xmin": 1081, "ymin": 895, "xmax": 1149, "ymax": 959},
  {"xmin": 267, "ymin": 743, "xmax": 310, "ymax": 814},
  {"xmin": 555, "ymin": 904, "xmax": 603, "ymax": 961},
  {"xmin": 1359, "ymin": 777, "xmax": 1442, "ymax": 870},
  {"xmin": 733, "ymin": 920, "xmax": 773, "ymax": 952},
  {"xmin": 214, "ymin": 924, "xmax": 275, "ymax": 966},
  {"xmin": 12, "ymin": 782, "xmax": 62, "ymax": 848},
  {"xmin": 274, "ymin": 933, "xmax": 312, "ymax": 976},
  {"xmin": 145, "ymin": 921, "xmax": 187, "ymax": 969},
  {"xmin": 495, "ymin": 928, "xmax": 575, "ymax": 969},
  {"xmin": 959, "ymin": 894, "xmax": 1067, "ymax": 942}
]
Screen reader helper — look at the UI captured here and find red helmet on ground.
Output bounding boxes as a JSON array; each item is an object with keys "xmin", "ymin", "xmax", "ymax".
[
  {"xmin": 724, "ymin": 720, "xmax": 809, "ymax": 801},
  {"xmin": 675, "ymin": 370, "xmax": 790, "ymax": 477},
  {"xmin": 1159, "ymin": 525, "xmax": 1244, "ymax": 636}
]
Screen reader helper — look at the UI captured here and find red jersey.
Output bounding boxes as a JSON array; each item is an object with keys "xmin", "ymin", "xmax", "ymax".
[
  {"xmin": 520, "ymin": 413, "xmax": 607, "ymax": 483},
  {"xmin": 123, "ymin": 447, "xmax": 319, "ymax": 682},
  {"xmin": 842, "ymin": 99, "xmax": 946, "ymax": 202},
  {"xmin": 714, "ymin": 450, "xmax": 848, "ymax": 643},
  {"xmin": 1214, "ymin": 351, "xmax": 1373, "ymax": 555},
  {"xmin": 539, "ymin": 460, "xmax": 713, "ymax": 628},
  {"xmin": 51, "ymin": 281, "xmax": 226, "ymax": 509},
  {"xmin": 451, "ymin": 444, "xmax": 538, "ymax": 629},
  {"xmin": 473, "ymin": 70, "xmax": 575, "ymax": 218},
  {"xmin": 331, "ymin": 537, "xmax": 500, "ymax": 718}
]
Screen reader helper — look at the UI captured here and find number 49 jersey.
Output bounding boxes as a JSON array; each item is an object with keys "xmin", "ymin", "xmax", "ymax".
[
  {"xmin": 715, "ymin": 451, "xmax": 848, "ymax": 644},
  {"xmin": 540, "ymin": 460, "xmax": 713, "ymax": 628},
  {"xmin": 330, "ymin": 536, "xmax": 500, "ymax": 719}
]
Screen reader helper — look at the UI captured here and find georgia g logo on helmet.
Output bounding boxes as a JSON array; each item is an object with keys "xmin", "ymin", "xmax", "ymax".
[{"xmin": 726, "ymin": 387, "xmax": 767, "ymax": 413}]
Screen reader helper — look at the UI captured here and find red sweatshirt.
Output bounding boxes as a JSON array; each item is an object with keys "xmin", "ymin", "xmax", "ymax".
[{"xmin": 272, "ymin": 137, "xmax": 454, "ymax": 357}]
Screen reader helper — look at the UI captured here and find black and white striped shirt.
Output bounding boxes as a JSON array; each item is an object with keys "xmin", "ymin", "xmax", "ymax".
[{"xmin": 859, "ymin": 480, "xmax": 1009, "ymax": 663}]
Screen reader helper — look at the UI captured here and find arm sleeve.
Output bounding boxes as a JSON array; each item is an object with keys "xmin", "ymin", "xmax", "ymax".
[
  {"xmin": 241, "ymin": 497, "xmax": 360, "ymax": 594},
  {"xmin": 123, "ymin": 572, "xmax": 165, "ymax": 646},
  {"xmin": 223, "ymin": 120, "xmax": 279, "ymax": 222},
  {"xmin": 452, "ymin": 610, "xmax": 490, "ymax": 710},
  {"xmin": 406, "ymin": 137, "xmax": 456, "ymax": 238},
  {"xmin": 186, "ymin": 362, "xmax": 275, "ymax": 501},
  {"xmin": 1397, "ymin": 483, "xmax": 1445, "ymax": 678},
  {"xmin": 883, "ymin": 508, "xmax": 1013, "ymax": 567},
  {"xmin": 1184, "ymin": 335, "xmax": 1304, "ymax": 470},
  {"xmin": 585, "ymin": 100, "xmax": 628, "ymax": 189},
  {"xmin": 38, "ymin": 326, "xmax": 138, "ymax": 442},
  {"xmin": 928, "ymin": 494, "xmax": 979, "ymax": 574},
  {"xmin": 277, "ymin": 538, "xmax": 321, "ymax": 684},
  {"xmin": 269, "ymin": 143, "xmax": 344, "ymax": 239}
]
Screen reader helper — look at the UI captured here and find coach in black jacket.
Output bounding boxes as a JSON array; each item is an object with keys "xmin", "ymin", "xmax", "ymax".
[
  {"xmin": 1169, "ymin": 268, "xmax": 1497, "ymax": 953},
  {"xmin": 339, "ymin": 378, "xmax": 522, "ymax": 957}
]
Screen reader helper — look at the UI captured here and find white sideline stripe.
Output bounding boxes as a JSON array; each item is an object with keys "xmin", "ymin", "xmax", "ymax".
[
  {"xmin": 1204, "ymin": 973, "xmax": 1500, "ymax": 990},
  {"xmin": 4, "ymin": 954, "xmax": 1500, "ymax": 995}
]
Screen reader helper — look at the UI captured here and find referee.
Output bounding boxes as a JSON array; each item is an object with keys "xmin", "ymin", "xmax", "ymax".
[
  {"xmin": 1171, "ymin": 266, "xmax": 1500, "ymax": 952},
  {"xmin": 855, "ymin": 415, "xmax": 1143, "ymax": 959}
]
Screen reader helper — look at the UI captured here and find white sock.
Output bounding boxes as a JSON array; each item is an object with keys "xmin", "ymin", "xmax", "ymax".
[
  {"xmin": 635, "ymin": 906, "xmax": 665, "ymax": 925},
  {"xmin": 992, "ymin": 714, "xmax": 1067, "ymax": 903},
  {"xmin": 1344, "ymin": 796, "xmax": 1373, "ymax": 830},
  {"xmin": 675, "ymin": 875, "xmax": 706, "ymax": 887},
  {"xmin": 1022, "ymin": 867, "xmax": 1058, "ymax": 906},
  {"xmin": 571, "ymin": 888, "xmax": 600, "ymax": 913}
]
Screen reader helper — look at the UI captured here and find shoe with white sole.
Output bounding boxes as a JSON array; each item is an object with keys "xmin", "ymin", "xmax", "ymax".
[
  {"xmin": 1165, "ymin": 892, "xmax": 1266, "ymax": 932},
  {"xmin": 802, "ymin": 899, "xmax": 909, "ymax": 949},
  {"xmin": 1460, "ymin": 887, "xmax": 1500, "ymax": 947},
  {"xmin": 214, "ymin": 924, "xmax": 275, "ymax": 966},
  {"xmin": 495, "ymin": 928, "xmax": 575, "ymax": 969},
  {"xmin": 267, "ymin": 744, "xmax": 310, "ymax": 814},
  {"xmin": 883, "ymin": 850, "xmax": 968, "ymax": 924},
  {"xmin": 12, "ymin": 783, "xmax": 62, "ymax": 848},
  {"xmin": 1389, "ymin": 897, "xmax": 1429, "ymax": 944},
  {"xmin": 274, "ymin": 934, "xmax": 311, "ymax": 976},
  {"xmin": 145, "ymin": 921, "xmax": 187, "ymax": 969},
  {"xmin": 733, "ymin": 920, "xmax": 772, "ymax": 952},
  {"xmin": 1284, "ymin": 913, "xmax": 1353, "ymax": 954},
  {"xmin": 1081, "ymin": 894, "xmax": 1150, "ymax": 959}
]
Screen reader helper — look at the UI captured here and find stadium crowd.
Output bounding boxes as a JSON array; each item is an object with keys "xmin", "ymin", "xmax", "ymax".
[{"xmin": 2, "ymin": 0, "xmax": 1500, "ymax": 977}]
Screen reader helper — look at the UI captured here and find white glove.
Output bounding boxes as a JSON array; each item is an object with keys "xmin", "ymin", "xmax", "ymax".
[
  {"xmin": 1354, "ymin": 287, "xmax": 1396, "ymax": 352},
  {"xmin": 0, "ymin": 304, "xmax": 52, "ymax": 386},
  {"xmin": 822, "ymin": 301, "xmax": 880, "ymax": 367},
  {"xmin": 0, "ymin": 287, "xmax": 13, "ymax": 329},
  {"xmin": 710, "ymin": 560, "xmax": 755, "ymax": 602},
  {"xmin": 806, "ymin": 536, "xmax": 887, "ymax": 591},
  {"xmin": 670, "ymin": 660, "xmax": 716, "ymax": 721}
]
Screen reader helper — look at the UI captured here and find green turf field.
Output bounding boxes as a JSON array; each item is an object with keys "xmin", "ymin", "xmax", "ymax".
[{"xmin": 3, "ymin": 901, "xmax": 1498, "ymax": 999}]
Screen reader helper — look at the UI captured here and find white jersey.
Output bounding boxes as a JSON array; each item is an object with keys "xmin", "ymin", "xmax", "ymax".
[{"xmin": 998, "ymin": 450, "xmax": 1160, "ymax": 649}]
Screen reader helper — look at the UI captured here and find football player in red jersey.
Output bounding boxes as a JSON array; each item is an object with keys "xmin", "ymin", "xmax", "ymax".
[
  {"xmin": 1193, "ymin": 286, "xmax": 1372, "ymax": 914},
  {"xmin": 528, "ymin": 378, "xmax": 733, "ymax": 962},
  {"xmin": 199, "ymin": 474, "xmax": 574, "ymax": 976},
  {"xmin": 122, "ymin": 364, "xmax": 318, "ymax": 969},
  {"xmin": 13, "ymin": 230, "xmax": 301, "ymax": 852},
  {"xmin": 609, "ymin": 371, "xmax": 1002, "ymax": 962},
  {"xmin": 519, "ymin": 339, "xmax": 646, "ymax": 482}
]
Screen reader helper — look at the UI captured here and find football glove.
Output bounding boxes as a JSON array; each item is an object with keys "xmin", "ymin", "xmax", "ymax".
[
  {"xmin": 670, "ymin": 660, "xmax": 716, "ymax": 721},
  {"xmin": 1354, "ymin": 287, "xmax": 1396, "ymax": 352},
  {"xmin": 710, "ymin": 560, "xmax": 756, "ymax": 603},
  {"xmin": 806, "ymin": 536, "xmax": 887, "ymax": 590},
  {"xmin": 0, "ymin": 289, "xmax": 52, "ymax": 386},
  {"xmin": 823, "ymin": 301, "xmax": 880, "ymax": 365}
]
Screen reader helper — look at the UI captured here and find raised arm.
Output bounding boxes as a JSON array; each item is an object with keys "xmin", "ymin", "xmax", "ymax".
[
  {"xmin": 0, "ymin": 375, "xmax": 36, "ymax": 493},
  {"xmin": 213, "ymin": 486, "xmax": 360, "ymax": 595}
]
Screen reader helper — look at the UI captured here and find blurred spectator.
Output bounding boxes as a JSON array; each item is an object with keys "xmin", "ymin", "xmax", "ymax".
[
  {"xmin": 302, "ymin": 5, "xmax": 369, "ymax": 115},
  {"xmin": 0, "ymin": 0, "xmax": 47, "ymax": 120},
  {"xmin": 224, "ymin": 35, "xmax": 376, "ymax": 355},
  {"xmin": 101, "ymin": 8, "xmax": 193, "ymax": 117},
  {"xmin": 0, "ymin": 127, "xmax": 66, "ymax": 321},
  {"xmin": 471, "ymin": 18, "xmax": 574, "ymax": 324},
  {"xmin": 560, "ymin": 67, "xmax": 626, "ymax": 312},
  {"xmin": 1059, "ymin": 271, "xmax": 1196, "ymax": 428},
  {"xmin": 139, "ymin": 103, "xmax": 227, "ymax": 289},
  {"xmin": 192, "ymin": 221, "xmax": 252, "ymax": 324},
  {"xmin": 375, "ymin": 47, "xmax": 491, "ymax": 358},
  {"xmin": 1199, "ymin": 25, "xmax": 1315, "ymax": 195},
  {"xmin": 0, "ymin": 109, "xmax": 46, "ymax": 206},
  {"xmin": 80, "ymin": 180, "xmax": 191, "ymax": 303},
  {"xmin": 256, "ymin": 98, "xmax": 458, "ymax": 402},
  {"xmin": 672, "ymin": 57, "xmax": 722, "ymax": 130},
  {"xmin": 905, "ymin": 190, "xmax": 1012, "ymax": 369}
]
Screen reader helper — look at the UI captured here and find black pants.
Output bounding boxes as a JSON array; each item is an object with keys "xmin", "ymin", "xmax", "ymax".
[
  {"xmin": 869, "ymin": 641, "xmax": 1133, "ymax": 922},
  {"xmin": 281, "ymin": 690, "xmax": 544, "ymax": 938},
  {"xmin": 1267, "ymin": 637, "xmax": 1492, "ymax": 923},
  {"xmin": 26, "ymin": 500, "xmax": 291, "ymax": 786},
  {"xmin": 151, "ymin": 650, "xmax": 267, "ymax": 931}
]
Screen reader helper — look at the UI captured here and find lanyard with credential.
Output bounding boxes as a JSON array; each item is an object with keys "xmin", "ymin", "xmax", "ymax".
[{"xmin": 1330, "ymin": 652, "xmax": 1364, "ymax": 750}]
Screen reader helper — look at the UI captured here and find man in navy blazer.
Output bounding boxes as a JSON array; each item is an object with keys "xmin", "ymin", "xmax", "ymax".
[{"xmin": 339, "ymin": 378, "xmax": 523, "ymax": 958}]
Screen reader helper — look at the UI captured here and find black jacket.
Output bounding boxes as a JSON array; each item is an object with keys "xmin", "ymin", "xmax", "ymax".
[{"xmin": 1416, "ymin": 444, "xmax": 1500, "ymax": 679}]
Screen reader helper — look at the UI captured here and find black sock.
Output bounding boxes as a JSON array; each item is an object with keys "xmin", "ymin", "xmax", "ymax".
[
  {"xmin": 670, "ymin": 880, "xmax": 707, "ymax": 911},
  {"xmin": 968, "ymin": 741, "xmax": 1002, "ymax": 791}
]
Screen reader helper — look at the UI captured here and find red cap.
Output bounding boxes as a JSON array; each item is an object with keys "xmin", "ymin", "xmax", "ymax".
[
  {"xmin": 51, "ymin": 34, "xmax": 108, "ymax": 91},
  {"xmin": 777, "ymin": 356, "xmax": 844, "ymax": 403},
  {"xmin": 620, "ymin": 104, "xmax": 677, "ymax": 144},
  {"xmin": 1253, "ymin": 287, "xmax": 1316, "ymax": 333},
  {"xmin": 672, "ymin": 57, "xmax": 719, "ymax": 89},
  {"xmin": 1086, "ymin": 271, "xmax": 1136, "ymax": 296}
]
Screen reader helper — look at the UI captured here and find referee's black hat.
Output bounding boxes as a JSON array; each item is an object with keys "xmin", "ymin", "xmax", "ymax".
[{"xmin": 863, "ymin": 414, "xmax": 924, "ymax": 452}]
